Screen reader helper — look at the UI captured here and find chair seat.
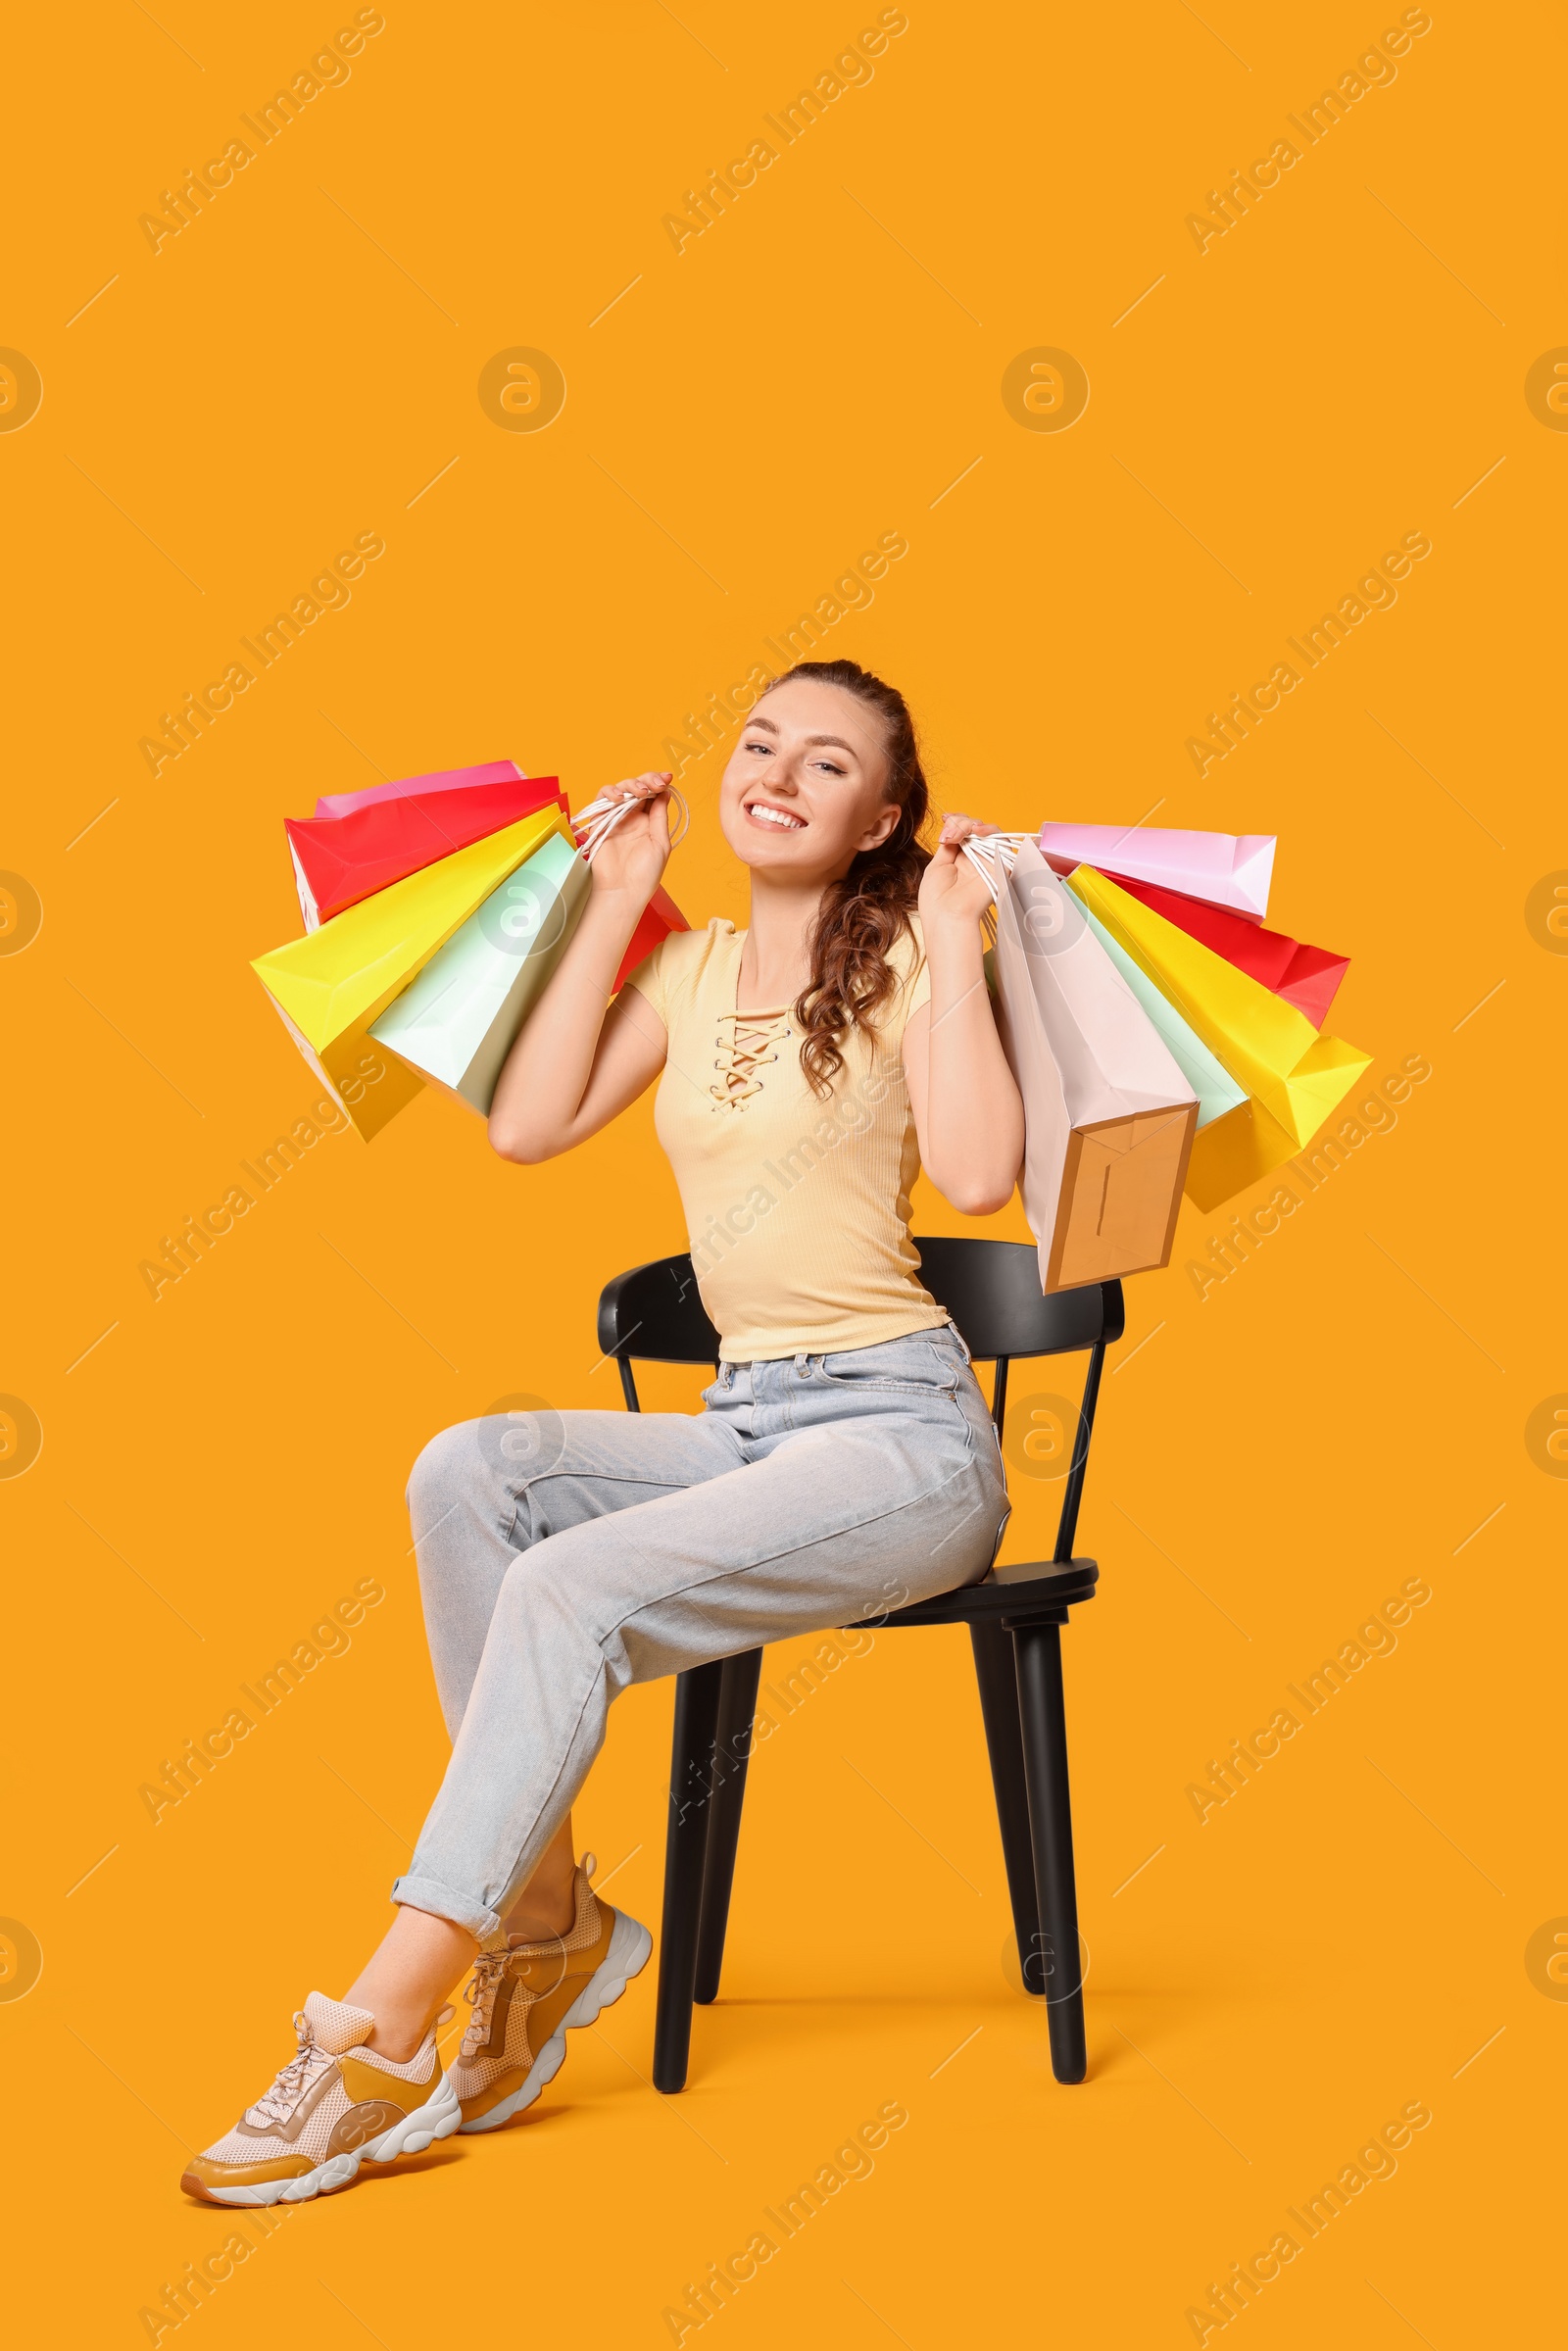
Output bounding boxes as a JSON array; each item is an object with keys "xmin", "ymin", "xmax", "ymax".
[{"xmin": 847, "ymin": 1555, "xmax": 1099, "ymax": 1631}]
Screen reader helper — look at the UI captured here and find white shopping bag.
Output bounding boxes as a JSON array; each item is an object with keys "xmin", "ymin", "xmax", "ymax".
[{"xmin": 979, "ymin": 839, "xmax": 1200, "ymax": 1292}]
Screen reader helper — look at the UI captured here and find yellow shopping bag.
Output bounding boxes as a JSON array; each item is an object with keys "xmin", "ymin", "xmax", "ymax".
[
  {"xmin": 1067, "ymin": 866, "xmax": 1371, "ymax": 1209},
  {"xmin": 1178, "ymin": 1095, "xmax": 1305, "ymax": 1213},
  {"xmin": 252, "ymin": 806, "xmax": 570, "ymax": 1139}
]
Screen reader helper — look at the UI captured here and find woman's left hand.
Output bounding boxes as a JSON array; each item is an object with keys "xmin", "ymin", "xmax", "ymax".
[{"xmin": 918, "ymin": 812, "xmax": 1001, "ymax": 929}]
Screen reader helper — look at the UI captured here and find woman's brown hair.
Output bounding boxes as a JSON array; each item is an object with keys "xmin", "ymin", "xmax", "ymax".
[{"xmin": 761, "ymin": 659, "xmax": 932, "ymax": 1097}]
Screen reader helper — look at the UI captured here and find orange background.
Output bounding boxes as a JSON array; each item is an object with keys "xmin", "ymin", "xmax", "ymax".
[{"xmin": 3, "ymin": 2, "xmax": 1562, "ymax": 2343}]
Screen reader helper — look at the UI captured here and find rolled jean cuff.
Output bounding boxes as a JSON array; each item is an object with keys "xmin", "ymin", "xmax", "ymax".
[{"xmin": 391, "ymin": 1870, "xmax": 505, "ymax": 1948}]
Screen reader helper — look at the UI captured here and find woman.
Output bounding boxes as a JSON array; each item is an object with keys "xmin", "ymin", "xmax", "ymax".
[{"xmin": 184, "ymin": 659, "xmax": 1024, "ymax": 2205}]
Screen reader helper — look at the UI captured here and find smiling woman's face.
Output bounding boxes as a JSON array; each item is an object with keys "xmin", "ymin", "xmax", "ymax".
[{"xmin": 717, "ymin": 677, "xmax": 900, "ymax": 880}]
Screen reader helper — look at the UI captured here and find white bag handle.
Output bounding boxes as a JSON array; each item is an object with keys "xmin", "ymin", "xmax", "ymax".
[
  {"xmin": 569, "ymin": 786, "xmax": 689, "ymax": 865},
  {"xmin": 958, "ymin": 829, "xmax": 1032, "ymax": 901}
]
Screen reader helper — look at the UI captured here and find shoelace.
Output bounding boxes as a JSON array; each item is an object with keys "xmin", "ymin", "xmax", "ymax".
[
  {"xmin": 245, "ymin": 2013, "xmax": 333, "ymax": 2126},
  {"xmin": 460, "ymin": 1950, "xmax": 514, "ymax": 2059},
  {"xmin": 710, "ymin": 1007, "xmax": 790, "ymax": 1105},
  {"xmin": 569, "ymin": 788, "xmax": 690, "ymax": 865}
]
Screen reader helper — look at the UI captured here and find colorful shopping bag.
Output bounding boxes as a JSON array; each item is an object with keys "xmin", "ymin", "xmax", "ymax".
[
  {"xmin": 252, "ymin": 807, "xmax": 568, "ymax": 1138},
  {"xmin": 1037, "ymin": 823, "xmax": 1275, "ymax": 921},
  {"xmin": 1180, "ymin": 1095, "xmax": 1311, "ymax": 1213},
  {"xmin": 1066, "ymin": 866, "xmax": 1371, "ymax": 1210},
  {"xmin": 369, "ymin": 830, "xmax": 591, "ymax": 1113},
  {"xmin": 315, "ymin": 759, "xmax": 537, "ymax": 821},
  {"xmin": 1075, "ymin": 901, "xmax": 1246, "ymax": 1128},
  {"xmin": 563, "ymin": 793, "xmax": 690, "ymax": 989},
  {"xmin": 1093, "ymin": 871, "xmax": 1348, "ymax": 1028},
  {"xmin": 988, "ymin": 841, "xmax": 1200, "ymax": 1292},
  {"xmin": 287, "ymin": 774, "xmax": 565, "ymax": 930},
  {"xmin": 614, "ymin": 886, "xmax": 688, "ymax": 994}
]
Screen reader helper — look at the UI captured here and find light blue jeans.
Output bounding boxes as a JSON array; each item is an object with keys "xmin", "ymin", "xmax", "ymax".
[{"xmin": 392, "ymin": 1323, "xmax": 1010, "ymax": 1941}]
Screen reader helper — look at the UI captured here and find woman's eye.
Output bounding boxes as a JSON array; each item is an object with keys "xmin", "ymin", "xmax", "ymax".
[
  {"xmin": 744, "ymin": 739, "xmax": 771, "ymax": 756},
  {"xmin": 813, "ymin": 759, "xmax": 846, "ymax": 776}
]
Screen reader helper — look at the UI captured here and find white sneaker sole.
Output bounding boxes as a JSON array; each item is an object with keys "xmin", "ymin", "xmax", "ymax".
[
  {"xmin": 190, "ymin": 2073, "xmax": 463, "ymax": 2206},
  {"xmin": 459, "ymin": 1909, "xmax": 654, "ymax": 2134}
]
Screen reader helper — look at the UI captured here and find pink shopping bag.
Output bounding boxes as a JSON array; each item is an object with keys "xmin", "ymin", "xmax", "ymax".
[{"xmin": 1036, "ymin": 822, "xmax": 1275, "ymax": 922}]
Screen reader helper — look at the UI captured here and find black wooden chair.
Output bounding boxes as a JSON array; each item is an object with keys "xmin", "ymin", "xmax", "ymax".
[{"xmin": 595, "ymin": 1238, "xmax": 1123, "ymax": 2091}]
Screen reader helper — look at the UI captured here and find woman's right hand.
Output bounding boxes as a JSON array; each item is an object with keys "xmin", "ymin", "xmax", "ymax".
[{"xmin": 583, "ymin": 772, "xmax": 675, "ymax": 905}]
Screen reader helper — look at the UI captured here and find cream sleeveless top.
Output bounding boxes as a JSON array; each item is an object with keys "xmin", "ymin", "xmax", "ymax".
[{"xmin": 623, "ymin": 916, "xmax": 947, "ymax": 1361}]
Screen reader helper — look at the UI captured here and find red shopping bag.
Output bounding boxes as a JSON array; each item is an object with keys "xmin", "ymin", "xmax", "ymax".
[
  {"xmin": 1096, "ymin": 872, "xmax": 1348, "ymax": 1029},
  {"xmin": 287, "ymin": 774, "xmax": 566, "ymax": 930},
  {"xmin": 614, "ymin": 886, "xmax": 687, "ymax": 992},
  {"xmin": 315, "ymin": 759, "xmax": 534, "ymax": 821}
]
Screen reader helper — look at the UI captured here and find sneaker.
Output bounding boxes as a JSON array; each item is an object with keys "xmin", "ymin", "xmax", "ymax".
[
  {"xmin": 180, "ymin": 1991, "xmax": 461, "ymax": 2206},
  {"xmin": 450, "ymin": 1854, "xmax": 652, "ymax": 2133}
]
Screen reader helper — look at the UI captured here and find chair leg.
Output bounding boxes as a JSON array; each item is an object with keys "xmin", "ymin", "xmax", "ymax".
[
  {"xmin": 653, "ymin": 1661, "xmax": 724, "ymax": 2093},
  {"xmin": 968, "ymin": 1622, "xmax": 1045, "ymax": 1994},
  {"xmin": 694, "ymin": 1647, "xmax": 762, "ymax": 2005},
  {"xmin": 1012, "ymin": 1622, "xmax": 1088, "ymax": 2083}
]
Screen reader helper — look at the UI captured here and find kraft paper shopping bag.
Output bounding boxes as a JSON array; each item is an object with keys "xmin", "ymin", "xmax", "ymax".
[
  {"xmin": 369, "ymin": 829, "xmax": 591, "ymax": 1114},
  {"xmin": 986, "ymin": 840, "xmax": 1200, "ymax": 1292},
  {"xmin": 1036, "ymin": 823, "xmax": 1275, "ymax": 921},
  {"xmin": 1093, "ymin": 870, "xmax": 1348, "ymax": 1029},
  {"xmin": 251, "ymin": 806, "xmax": 568, "ymax": 1138},
  {"xmin": 288, "ymin": 773, "xmax": 566, "ymax": 929},
  {"xmin": 1066, "ymin": 865, "xmax": 1371, "ymax": 1156}
]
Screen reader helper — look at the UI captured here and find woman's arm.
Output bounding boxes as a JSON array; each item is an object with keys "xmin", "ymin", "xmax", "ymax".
[
  {"xmin": 903, "ymin": 814, "xmax": 1024, "ymax": 1216},
  {"xmin": 487, "ymin": 775, "xmax": 673, "ymax": 1165}
]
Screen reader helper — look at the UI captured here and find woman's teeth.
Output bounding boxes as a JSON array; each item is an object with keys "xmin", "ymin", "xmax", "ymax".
[{"xmin": 749, "ymin": 804, "xmax": 804, "ymax": 829}]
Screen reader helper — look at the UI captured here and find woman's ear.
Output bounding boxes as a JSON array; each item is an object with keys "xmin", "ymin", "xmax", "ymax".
[{"xmin": 857, "ymin": 802, "xmax": 902, "ymax": 854}]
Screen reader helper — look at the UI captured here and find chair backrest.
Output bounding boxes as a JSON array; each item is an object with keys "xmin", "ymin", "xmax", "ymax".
[
  {"xmin": 596, "ymin": 1253, "xmax": 721, "ymax": 1374},
  {"xmin": 913, "ymin": 1237, "xmax": 1124, "ymax": 1361},
  {"xmin": 596, "ymin": 1240, "xmax": 1123, "ymax": 1368},
  {"xmin": 596, "ymin": 1239, "xmax": 1124, "ymax": 1565}
]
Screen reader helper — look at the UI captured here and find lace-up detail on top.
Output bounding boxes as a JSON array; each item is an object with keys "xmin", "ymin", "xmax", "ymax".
[
  {"xmin": 710, "ymin": 1007, "xmax": 791, "ymax": 1108},
  {"xmin": 245, "ymin": 2013, "xmax": 333, "ymax": 2127},
  {"xmin": 460, "ymin": 1950, "xmax": 514, "ymax": 2060},
  {"xmin": 622, "ymin": 917, "xmax": 946, "ymax": 1359}
]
